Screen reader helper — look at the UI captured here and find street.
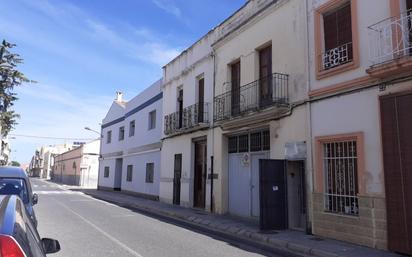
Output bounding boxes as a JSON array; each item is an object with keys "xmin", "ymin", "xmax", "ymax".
[{"xmin": 31, "ymin": 178, "xmax": 290, "ymax": 257}]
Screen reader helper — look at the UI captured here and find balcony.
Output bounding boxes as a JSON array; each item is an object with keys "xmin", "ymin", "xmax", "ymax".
[
  {"xmin": 213, "ymin": 73, "xmax": 289, "ymax": 124},
  {"xmin": 164, "ymin": 102, "xmax": 209, "ymax": 136},
  {"xmin": 367, "ymin": 11, "xmax": 412, "ymax": 77}
]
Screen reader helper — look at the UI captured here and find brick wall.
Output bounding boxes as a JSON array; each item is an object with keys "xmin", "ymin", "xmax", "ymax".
[{"xmin": 312, "ymin": 192, "xmax": 387, "ymax": 250}]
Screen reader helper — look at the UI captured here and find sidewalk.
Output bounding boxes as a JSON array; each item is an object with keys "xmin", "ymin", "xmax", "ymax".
[{"xmin": 75, "ymin": 188, "xmax": 404, "ymax": 257}]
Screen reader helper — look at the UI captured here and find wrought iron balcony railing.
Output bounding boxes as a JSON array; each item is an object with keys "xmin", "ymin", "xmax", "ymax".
[
  {"xmin": 164, "ymin": 102, "xmax": 209, "ymax": 135},
  {"xmin": 321, "ymin": 42, "xmax": 353, "ymax": 71},
  {"xmin": 368, "ymin": 10, "xmax": 412, "ymax": 65},
  {"xmin": 213, "ymin": 73, "xmax": 289, "ymax": 122}
]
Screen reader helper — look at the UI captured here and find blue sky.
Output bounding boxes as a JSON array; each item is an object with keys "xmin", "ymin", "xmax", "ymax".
[{"xmin": 0, "ymin": 0, "xmax": 245, "ymax": 164}]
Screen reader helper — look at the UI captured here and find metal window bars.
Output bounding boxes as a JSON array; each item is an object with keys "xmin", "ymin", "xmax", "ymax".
[
  {"xmin": 213, "ymin": 73, "xmax": 289, "ymax": 122},
  {"xmin": 323, "ymin": 140, "xmax": 359, "ymax": 216},
  {"xmin": 321, "ymin": 42, "xmax": 353, "ymax": 71},
  {"xmin": 368, "ymin": 10, "xmax": 412, "ymax": 65}
]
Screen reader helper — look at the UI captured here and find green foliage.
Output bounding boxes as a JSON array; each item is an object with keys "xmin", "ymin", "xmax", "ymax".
[
  {"xmin": 10, "ymin": 160, "xmax": 20, "ymax": 167},
  {"xmin": 0, "ymin": 39, "xmax": 33, "ymax": 136}
]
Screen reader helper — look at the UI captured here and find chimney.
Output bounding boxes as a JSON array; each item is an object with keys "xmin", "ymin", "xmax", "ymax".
[{"xmin": 115, "ymin": 91, "xmax": 123, "ymax": 102}]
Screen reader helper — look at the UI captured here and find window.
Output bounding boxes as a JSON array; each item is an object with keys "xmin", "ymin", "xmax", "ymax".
[
  {"xmin": 148, "ymin": 110, "xmax": 156, "ymax": 130},
  {"xmin": 145, "ymin": 163, "xmax": 154, "ymax": 183},
  {"xmin": 119, "ymin": 126, "xmax": 125, "ymax": 141},
  {"xmin": 323, "ymin": 140, "xmax": 359, "ymax": 215},
  {"xmin": 228, "ymin": 130, "xmax": 270, "ymax": 153},
  {"xmin": 106, "ymin": 131, "xmax": 112, "ymax": 144},
  {"xmin": 314, "ymin": 0, "xmax": 359, "ymax": 78},
  {"xmin": 322, "ymin": 2, "xmax": 352, "ymax": 70},
  {"xmin": 129, "ymin": 120, "xmax": 135, "ymax": 137},
  {"xmin": 228, "ymin": 136, "xmax": 238, "ymax": 153},
  {"xmin": 104, "ymin": 167, "xmax": 109, "ymax": 178},
  {"xmin": 126, "ymin": 165, "xmax": 133, "ymax": 182}
]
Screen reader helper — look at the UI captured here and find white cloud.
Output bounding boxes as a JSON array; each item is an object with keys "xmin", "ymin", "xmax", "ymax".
[{"xmin": 152, "ymin": 0, "xmax": 182, "ymax": 19}]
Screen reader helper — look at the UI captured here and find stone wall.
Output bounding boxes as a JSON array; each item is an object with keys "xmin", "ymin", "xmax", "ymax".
[{"xmin": 312, "ymin": 192, "xmax": 387, "ymax": 250}]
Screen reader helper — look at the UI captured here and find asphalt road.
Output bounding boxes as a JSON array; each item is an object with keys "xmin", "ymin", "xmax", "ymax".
[{"xmin": 30, "ymin": 178, "xmax": 293, "ymax": 257}]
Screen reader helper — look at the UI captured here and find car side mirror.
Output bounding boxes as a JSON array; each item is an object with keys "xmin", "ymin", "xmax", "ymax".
[
  {"xmin": 32, "ymin": 193, "xmax": 38, "ymax": 205},
  {"xmin": 42, "ymin": 238, "xmax": 60, "ymax": 254}
]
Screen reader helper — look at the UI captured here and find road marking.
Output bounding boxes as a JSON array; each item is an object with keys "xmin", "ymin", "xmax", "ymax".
[
  {"xmin": 112, "ymin": 214, "xmax": 135, "ymax": 218},
  {"xmin": 33, "ymin": 190, "xmax": 83, "ymax": 195},
  {"xmin": 54, "ymin": 200, "xmax": 144, "ymax": 257}
]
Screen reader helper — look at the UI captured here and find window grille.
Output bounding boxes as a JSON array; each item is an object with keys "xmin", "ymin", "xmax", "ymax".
[
  {"xmin": 107, "ymin": 131, "xmax": 112, "ymax": 144},
  {"xmin": 324, "ymin": 140, "xmax": 359, "ymax": 215},
  {"xmin": 146, "ymin": 163, "xmax": 154, "ymax": 183},
  {"xmin": 126, "ymin": 165, "xmax": 133, "ymax": 182},
  {"xmin": 129, "ymin": 120, "xmax": 135, "ymax": 137},
  {"xmin": 119, "ymin": 127, "xmax": 125, "ymax": 141},
  {"xmin": 262, "ymin": 130, "xmax": 270, "ymax": 150},
  {"xmin": 238, "ymin": 135, "xmax": 249, "ymax": 153},
  {"xmin": 228, "ymin": 136, "xmax": 238, "ymax": 153},
  {"xmin": 250, "ymin": 132, "xmax": 262, "ymax": 152},
  {"xmin": 104, "ymin": 167, "xmax": 109, "ymax": 178}
]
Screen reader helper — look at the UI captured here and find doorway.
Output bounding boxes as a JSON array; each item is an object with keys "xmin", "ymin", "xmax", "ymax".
[
  {"xmin": 114, "ymin": 158, "xmax": 123, "ymax": 190},
  {"xmin": 287, "ymin": 161, "xmax": 306, "ymax": 231},
  {"xmin": 194, "ymin": 140, "xmax": 207, "ymax": 208},
  {"xmin": 173, "ymin": 154, "xmax": 182, "ymax": 205},
  {"xmin": 380, "ymin": 91, "xmax": 412, "ymax": 255},
  {"xmin": 259, "ymin": 45, "xmax": 272, "ymax": 108},
  {"xmin": 231, "ymin": 61, "xmax": 241, "ymax": 116}
]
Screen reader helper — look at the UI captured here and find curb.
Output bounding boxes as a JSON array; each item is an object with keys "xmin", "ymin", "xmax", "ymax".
[{"xmin": 84, "ymin": 191, "xmax": 343, "ymax": 257}]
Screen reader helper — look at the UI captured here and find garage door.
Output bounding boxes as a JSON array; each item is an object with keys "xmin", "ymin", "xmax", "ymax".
[
  {"xmin": 380, "ymin": 91, "xmax": 412, "ymax": 255},
  {"xmin": 228, "ymin": 131, "xmax": 270, "ymax": 218}
]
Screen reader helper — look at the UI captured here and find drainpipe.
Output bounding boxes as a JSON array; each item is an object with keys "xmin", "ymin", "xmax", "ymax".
[
  {"xmin": 97, "ymin": 127, "xmax": 103, "ymax": 190},
  {"xmin": 210, "ymin": 49, "xmax": 216, "ymax": 213},
  {"xmin": 305, "ymin": 0, "xmax": 314, "ymax": 235}
]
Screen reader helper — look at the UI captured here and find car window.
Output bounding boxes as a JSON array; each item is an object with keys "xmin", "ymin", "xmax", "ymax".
[{"xmin": 0, "ymin": 178, "xmax": 29, "ymax": 204}]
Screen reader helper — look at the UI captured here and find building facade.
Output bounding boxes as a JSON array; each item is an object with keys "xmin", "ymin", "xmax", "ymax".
[
  {"xmin": 307, "ymin": 0, "xmax": 412, "ymax": 253},
  {"xmin": 98, "ymin": 80, "xmax": 162, "ymax": 200},
  {"xmin": 160, "ymin": 29, "xmax": 215, "ymax": 209},
  {"xmin": 211, "ymin": 0, "xmax": 310, "ymax": 232},
  {"xmin": 53, "ymin": 139, "xmax": 100, "ymax": 188}
]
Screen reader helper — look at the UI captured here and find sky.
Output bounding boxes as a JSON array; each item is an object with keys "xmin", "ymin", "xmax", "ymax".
[{"xmin": 0, "ymin": 0, "xmax": 246, "ymax": 164}]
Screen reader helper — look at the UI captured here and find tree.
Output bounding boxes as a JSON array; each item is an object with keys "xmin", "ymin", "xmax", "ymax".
[
  {"xmin": 0, "ymin": 40, "xmax": 33, "ymax": 137},
  {"xmin": 10, "ymin": 161, "xmax": 20, "ymax": 167}
]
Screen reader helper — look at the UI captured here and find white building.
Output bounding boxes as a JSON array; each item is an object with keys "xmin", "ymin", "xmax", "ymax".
[
  {"xmin": 53, "ymin": 139, "xmax": 100, "ymax": 188},
  {"xmin": 160, "ymin": 29, "xmax": 216, "ymax": 209},
  {"xmin": 98, "ymin": 80, "xmax": 162, "ymax": 200}
]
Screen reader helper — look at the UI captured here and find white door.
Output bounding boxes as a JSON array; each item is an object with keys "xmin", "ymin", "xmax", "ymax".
[{"xmin": 228, "ymin": 153, "xmax": 250, "ymax": 217}]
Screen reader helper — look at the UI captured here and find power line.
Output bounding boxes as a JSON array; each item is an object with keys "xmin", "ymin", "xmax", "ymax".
[{"xmin": 9, "ymin": 133, "xmax": 95, "ymax": 141}]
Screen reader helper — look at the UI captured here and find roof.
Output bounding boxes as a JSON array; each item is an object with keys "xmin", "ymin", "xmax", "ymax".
[{"xmin": 0, "ymin": 166, "xmax": 28, "ymax": 179}]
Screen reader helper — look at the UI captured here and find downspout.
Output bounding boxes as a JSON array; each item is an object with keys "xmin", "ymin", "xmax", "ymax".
[
  {"xmin": 97, "ymin": 127, "xmax": 103, "ymax": 190},
  {"xmin": 210, "ymin": 49, "xmax": 216, "ymax": 213},
  {"xmin": 305, "ymin": 0, "xmax": 314, "ymax": 235}
]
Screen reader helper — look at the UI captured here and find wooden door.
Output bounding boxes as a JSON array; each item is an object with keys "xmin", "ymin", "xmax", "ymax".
[
  {"xmin": 198, "ymin": 78, "xmax": 204, "ymax": 123},
  {"xmin": 194, "ymin": 141, "xmax": 207, "ymax": 208},
  {"xmin": 173, "ymin": 154, "xmax": 182, "ymax": 205},
  {"xmin": 259, "ymin": 45, "xmax": 272, "ymax": 107},
  {"xmin": 231, "ymin": 61, "xmax": 241, "ymax": 116},
  {"xmin": 380, "ymin": 92, "xmax": 412, "ymax": 255}
]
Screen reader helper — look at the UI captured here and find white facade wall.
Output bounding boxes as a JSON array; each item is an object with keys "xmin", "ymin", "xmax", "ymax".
[
  {"xmin": 160, "ymin": 28, "xmax": 215, "ymax": 208},
  {"xmin": 212, "ymin": 0, "xmax": 309, "ymax": 215},
  {"xmin": 98, "ymin": 80, "xmax": 162, "ymax": 198}
]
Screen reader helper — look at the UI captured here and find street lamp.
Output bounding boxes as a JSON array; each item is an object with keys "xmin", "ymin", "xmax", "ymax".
[{"xmin": 84, "ymin": 127, "xmax": 102, "ymax": 138}]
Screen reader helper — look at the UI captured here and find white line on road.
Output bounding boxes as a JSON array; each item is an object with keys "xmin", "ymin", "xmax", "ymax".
[{"xmin": 54, "ymin": 199, "xmax": 144, "ymax": 257}]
